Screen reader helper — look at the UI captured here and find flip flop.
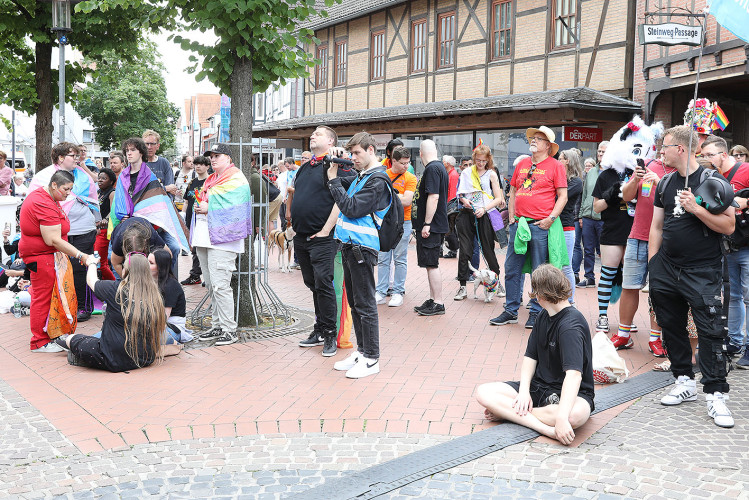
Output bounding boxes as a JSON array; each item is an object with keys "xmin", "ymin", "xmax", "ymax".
[{"xmin": 652, "ymin": 360, "xmax": 671, "ymax": 372}]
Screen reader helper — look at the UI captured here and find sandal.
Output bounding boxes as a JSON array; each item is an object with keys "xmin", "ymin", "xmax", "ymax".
[{"xmin": 652, "ymin": 360, "xmax": 671, "ymax": 372}]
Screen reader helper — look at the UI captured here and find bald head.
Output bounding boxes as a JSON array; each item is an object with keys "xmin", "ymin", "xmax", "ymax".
[{"xmin": 420, "ymin": 140, "xmax": 438, "ymax": 164}]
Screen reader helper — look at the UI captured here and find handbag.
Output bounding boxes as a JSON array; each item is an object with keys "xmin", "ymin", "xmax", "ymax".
[
  {"xmin": 592, "ymin": 332, "xmax": 629, "ymax": 384},
  {"xmin": 486, "ymin": 208, "xmax": 504, "ymax": 231}
]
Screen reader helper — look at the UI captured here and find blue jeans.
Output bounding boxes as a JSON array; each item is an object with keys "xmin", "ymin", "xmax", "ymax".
[
  {"xmin": 471, "ymin": 235, "xmax": 480, "ymax": 269},
  {"xmin": 161, "ymin": 231, "xmax": 181, "ymax": 275},
  {"xmin": 581, "ymin": 218, "xmax": 603, "ymax": 281},
  {"xmin": 727, "ymin": 247, "xmax": 749, "ymax": 347},
  {"xmin": 376, "ymin": 220, "xmax": 411, "ymax": 295},
  {"xmin": 562, "ymin": 229, "xmax": 576, "ymax": 304},
  {"xmin": 504, "ymin": 222, "xmax": 549, "ymax": 315},
  {"xmin": 572, "ymin": 221, "xmax": 583, "ymax": 276}
]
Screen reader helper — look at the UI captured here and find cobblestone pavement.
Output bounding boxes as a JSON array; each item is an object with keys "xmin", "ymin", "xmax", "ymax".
[{"xmin": 2, "ymin": 367, "xmax": 748, "ymax": 499}]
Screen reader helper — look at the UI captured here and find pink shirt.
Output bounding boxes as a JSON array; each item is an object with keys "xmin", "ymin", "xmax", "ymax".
[{"xmin": 628, "ymin": 160, "xmax": 675, "ymax": 241}]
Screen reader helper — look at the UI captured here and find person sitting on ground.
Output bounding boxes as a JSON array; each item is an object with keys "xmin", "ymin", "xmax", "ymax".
[
  {"xmin": 476, "ymin": 264, "xmax": 594, "ymax": 446},
  {"xmin": 58, "ymin": 252, "xmax": 165, "ymax": 372},
  {"xmin": 149, "ymin": 248, "xmax": 189, "ymax": 343}
]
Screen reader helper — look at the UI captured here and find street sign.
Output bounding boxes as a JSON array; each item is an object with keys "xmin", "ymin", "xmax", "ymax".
[
  {"xmin": 638, "ymin": 23, "xmax": 703, "ymax": 46},
  {"xmin": 563, "ymin": 126, "xmax": 603, "ymax": 143}
]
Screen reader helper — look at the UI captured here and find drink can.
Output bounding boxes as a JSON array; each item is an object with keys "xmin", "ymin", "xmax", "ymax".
[{"xmin": 641, "ymin": 180, "xmax": 653, "ymax": 197}]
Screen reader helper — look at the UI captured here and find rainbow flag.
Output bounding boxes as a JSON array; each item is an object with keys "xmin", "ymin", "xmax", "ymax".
[
  {"xmin": 109, "ymin": 163, "xmax": 189, "ymax": 251},
  {"xmin": 712, "ymin": 104, "xmax": 729, "ymax": 131},
  {"xmin": 194, "ymin": 167, "xmax": 253, "ymax": 245},
  {"xmin": 28, "ymin": 165, "xmax": 99, "ymax": 215}
]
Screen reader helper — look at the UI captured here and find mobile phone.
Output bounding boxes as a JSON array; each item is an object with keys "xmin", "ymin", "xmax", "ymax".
[{"xmin": 352, "ymin": 244, "xmax": 364, "ymax": 264}]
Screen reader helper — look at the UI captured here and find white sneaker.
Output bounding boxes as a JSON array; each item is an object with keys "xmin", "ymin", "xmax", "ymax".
[
  {"xmin": 388, "ymin": 293, "xmax": 403, "ymax": 307},
  {"xmin": 454, "ymin": 286, "xmax": 467, "ymax": 301},
  {"xmin": 334, "ymin": 351, "xmax": 360, "ymax": 371},
  {"xmin": 661, "ymin": 375, "xmax": 697, "ymax": 406},
  {"xmin": 706, "ymin": 392, "xmax": 734, "ymax": 428},
  {"xmin": 497, "ymin": 282, "xmax": 506, "ymax": 298},
  {"xmin": 346, "ymin": 356, "xmax": 380, "ymax": 379},
  {"xmin": 31, "ymin": 342, "xmax": 64, "ymax": 353},
  {"xmin": 375, "ymin": 292, "xmax": 387, "ymax": 305}
]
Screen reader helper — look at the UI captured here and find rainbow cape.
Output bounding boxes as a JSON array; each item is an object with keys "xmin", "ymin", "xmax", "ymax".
[
  {"xmin": 192, "ymin": 167, "xmax": 252, "ymax": 245},
  {"xmin": 28, "ymin": 165, "xmax": 99, "ymax": 214},
  {"xmin": 109, "ymin": 163, "xmax": 189, "ymax": 251}
]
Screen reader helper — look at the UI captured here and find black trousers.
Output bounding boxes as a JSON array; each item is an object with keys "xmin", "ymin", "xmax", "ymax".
[
  {"xmin": 444, "ymin": 212, "xmax": 459, "ymax": 252},
  {"xmin": 457, "ymin": 210, "xmax": 500, "ymax": 285},
  {"xmin": 188, "ymin": 247, "xmax": 202, "ymax": 278},
  {"xmin": 649, "ymin": 252, "xmax": 729, "ymax": 394},
  {"xmin": 341, "ymin": 245, "xmax": 380, "ymax": 359},
  {"xmin": 294, "ymin": 234, "xmax": 338, "ymax": 335},
  {"xmin": 279, "ymin": 202, "xmax": 287, "ymax": 230},
  {"xmin": 68, "ymin": 230, "xmax": 97, "ymax": 314}
]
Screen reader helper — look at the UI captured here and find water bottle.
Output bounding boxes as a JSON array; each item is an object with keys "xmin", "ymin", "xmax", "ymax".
[
  {"xmin": 12, "ymin": 297, "xmax": 22, "ymax": 318},
  {"xmin": 93, "ymin": 251, "xmax": 101, "ymax": 269}
]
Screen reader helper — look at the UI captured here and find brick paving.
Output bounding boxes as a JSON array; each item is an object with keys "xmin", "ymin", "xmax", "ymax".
[{"xmin": 0, "ymin": 247, "xmax": 747, "ymax": 498}]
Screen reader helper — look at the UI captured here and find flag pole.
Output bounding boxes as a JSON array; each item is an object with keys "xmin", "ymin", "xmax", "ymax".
[{"xmin": 685, "ymin": 10, "xmax": 707, "ymax": 189}]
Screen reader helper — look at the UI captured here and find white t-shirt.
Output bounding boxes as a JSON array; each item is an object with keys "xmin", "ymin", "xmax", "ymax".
[
  {"xmin": 191, "ymin": 214, "xmax": 245, "ymax": 253},
  {"xmin": 276, "ymin": 171, "xmax": 289, "ymax": 201}
]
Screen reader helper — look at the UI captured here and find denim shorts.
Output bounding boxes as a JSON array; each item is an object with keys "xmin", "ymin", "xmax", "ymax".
[{"xmin": 622, "ymin": 238, "xmax": 649, "ymax": 289}]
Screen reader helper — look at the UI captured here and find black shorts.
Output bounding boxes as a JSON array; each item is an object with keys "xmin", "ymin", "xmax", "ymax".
[
  {"xmin": 505, "ymin": 381, "xmax": 594, "ymax": 412},
  {"xmin": 416, "ymin": 232, "xmax": 444, "ymax": 268},
  {"xmin": 69, "ymin": 335, "xmax": 108, "ymax": 370}
]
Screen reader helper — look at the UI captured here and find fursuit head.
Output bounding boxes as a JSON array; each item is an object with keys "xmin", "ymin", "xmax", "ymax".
[
  {"xmin": 268, "ymin": 226, "xmax": 296, "ymax": 272},
  {"xmin": 468, "ymin": 262, "xmax": 505, "ymax": 302}
]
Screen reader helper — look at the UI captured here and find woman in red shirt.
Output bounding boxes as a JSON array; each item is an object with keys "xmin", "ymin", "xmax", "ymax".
[{"xmin": 20, "ymin": 170, "xmax": 92, "ymax": 352}]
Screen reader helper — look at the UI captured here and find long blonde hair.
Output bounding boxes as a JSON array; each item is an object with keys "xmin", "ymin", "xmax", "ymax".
[{"xmin": 117, "ymin": 253, "xmax": 165, "ymax": 366}]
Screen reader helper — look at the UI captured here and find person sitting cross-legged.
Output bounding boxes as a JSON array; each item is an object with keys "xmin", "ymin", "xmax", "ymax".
[{"xmin": 476, "ymin": 264, "xmax": 594, "ymax": 445}]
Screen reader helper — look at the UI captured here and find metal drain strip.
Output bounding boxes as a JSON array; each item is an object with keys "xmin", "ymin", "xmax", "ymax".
[{"xmin": 287, "ymin": 370, "xmax": 675, "ymax": 500}]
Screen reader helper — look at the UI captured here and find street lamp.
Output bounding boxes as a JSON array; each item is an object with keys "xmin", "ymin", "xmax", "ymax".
[{"xmin": 51, "ymin": 0, "xmax": 72, "ymax": 142}]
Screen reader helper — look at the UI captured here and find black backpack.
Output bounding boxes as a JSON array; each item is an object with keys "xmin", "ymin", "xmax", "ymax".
[{"xmin": 369, "ymin": 172, "xmax": 404, "ymax": 252}]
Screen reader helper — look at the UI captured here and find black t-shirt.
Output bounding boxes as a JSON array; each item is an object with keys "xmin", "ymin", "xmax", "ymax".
[
  {"xmin": 162, "ymin": 276, "xmax": 186, "ymax": 318},
  {"xmin": 128, "ymin": 172, "xmax": 139, "ymax": 196},
  {"xmin": 94, "ymin": 280, "xmax": 157, "ymax": 372},
  {"xmin": 184, "ymin": 177, "xmax": 207, "ymax": 229},
  {"xmin": 525, "ymin": 307, "xmax": 595, "ymax": 409},
  {"xmin": 413, "ymin": 160, "xmax": 449, "ymax": 233},
  {"xmin": 560, "ymin": 176, "xmax": 583, "ymax": 227},
  {"xmin": 290, "ymin": 159, "xmax": 355, "ymax": 236},
  {"xmin": 654, "ymin": 166, "xmax": 723, "ymax": 268},
  {"xmin": 592, "ymin": 168, "xmax": 634, "ymax": 245},
  {"xmin": 110, "ymin": 216, "xmax": 165, "ymax": 257}
]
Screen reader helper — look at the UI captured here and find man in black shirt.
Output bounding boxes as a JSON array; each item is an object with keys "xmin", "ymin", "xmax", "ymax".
[
  {"xmin": 412, "ymin": 140, "xmax": 449, "ymax": 316},
  {"xmin": 476, "ymin": 264, "xmax": 594, "ymax": 445},
  {"xmin": 649, "ymin": 126, "xmax": 735, "ymax": 428},
  {"xmin": 292, "ymin": 126, "xmax": 355, "ymax": 356}
]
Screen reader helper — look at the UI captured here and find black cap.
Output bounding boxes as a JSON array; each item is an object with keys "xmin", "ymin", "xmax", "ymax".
[{"xmin": 203, "ymin": 143, "xmax": 232, "ymax": 157}]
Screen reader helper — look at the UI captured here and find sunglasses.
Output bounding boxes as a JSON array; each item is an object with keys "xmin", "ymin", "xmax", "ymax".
[
  {"xmin": 734, "ymin": 153, "xmax": 747, "ymax": 158},
  {"xmin": 526, "ymin": 164, "xmax": 537, "ymax": 180}
]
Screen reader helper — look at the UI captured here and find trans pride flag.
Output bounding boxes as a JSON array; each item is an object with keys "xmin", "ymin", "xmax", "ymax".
[
  {"xmin": 710, "ymin": 0, "xmax": 749, "ymax": 44},
  {"xmin": 109, "ymin": 163, "xmax": 189, "ymax": 251},
  {"xmin": 28, "ymin": 165, "xmax": 99, "ymax": 215},
  {"xmin": 193, "ymin": 166, "xmax": 252, "ymax": 245}
]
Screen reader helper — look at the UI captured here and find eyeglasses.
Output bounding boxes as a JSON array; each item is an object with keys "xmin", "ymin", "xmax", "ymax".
[
  {"xmin": 702, "ymin": 152, "xmax": 723, "ymax": 159},
  {"xmin": 65, "ymin": 154, "xmax": 77, "ymax": 157},
  {"xmin": 526, "ymin": 164, "xmax": 537, "ymax": 180},
  {"xmin": 661, "ymin": 144, "xmax": 680, "ymax": 151},
  {"xmin": 529, "ymin": 136, "xmax": 549, "ymax": 143}
]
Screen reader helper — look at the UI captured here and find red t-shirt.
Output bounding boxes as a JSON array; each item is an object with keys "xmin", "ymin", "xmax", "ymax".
[
  {"xmin": 19, "ymin": 187, "xmax": 70, "ymax": 259},
  {"xmin": 447, "ymin": 168, "xmax": 459, "ymax": 200},
  {"xmin": 628, "ymin": 160, "xmax": 676, "ymax": 241},
  {"xmin": 511, "ymin": 156, "xmax": 567, "ymax": 220}
]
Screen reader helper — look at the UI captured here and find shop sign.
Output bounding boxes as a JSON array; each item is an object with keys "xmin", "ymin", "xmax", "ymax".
[
  {"xmin": 638, "ymin": 23, "xmax": 703, "ymax": 46},
  {"xmin": 563, "ymin": 126, "xmax": 603, "ymax": 143}
]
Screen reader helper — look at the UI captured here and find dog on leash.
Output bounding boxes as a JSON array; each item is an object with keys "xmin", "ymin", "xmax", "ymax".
[
  {"xmin": 468, "ymin": 262, "xmax": 505, "ymax": 302},
  {"xmin": 268, "ymin": 226, "xmax": 296, "ymax": 272}
]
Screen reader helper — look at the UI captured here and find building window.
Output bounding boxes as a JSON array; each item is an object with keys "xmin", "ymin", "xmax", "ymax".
[
  {"xmin": 316, "ymin": 45, "xmax": 328, "ymax": 89},
  {"xmin": 371, "ymin": 30, "xmax": 385, "ymax": 80},
  {"xmin": 491, "ymin": 0, "xmax": 512, "ymax": 59},
  {"xmin": 437, "ymin": 12, "xmax": 456, "ymax": 68},
  {"xmin": 334, "ymin": 40, "xmax": 348, "ymax": 86},
  {"xmin": 411, "ymin": 20, "xmax": 426, "ymax": 73},
  {"xmin": 82, "ymin": 130, "xmax": 94, "ymax": 143},
  {"xmin": 255, "ymin": 94, "xmax": 264, "ymax": 118},
  {"xmin": 552, "ymin": 0, "xmax": 576, "ymax": 49}
]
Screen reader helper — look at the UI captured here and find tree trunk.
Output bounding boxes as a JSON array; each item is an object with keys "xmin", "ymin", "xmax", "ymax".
[
  {"xmin": 229, "ymin": 53, "xmax": 257, "ymax": 328},
  {"xmin": 35, "ymin": 41, "xmax": 54, "ymax": 173}
]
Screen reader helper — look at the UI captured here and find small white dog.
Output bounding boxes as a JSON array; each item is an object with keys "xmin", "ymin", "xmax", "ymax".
[
  {"xmin": 268, "ymin": 226, "xmax": 296, "ymax": 272},
  {"xmin": 468, "ymin": 262, "xmax": 506, "ymax": 302}
]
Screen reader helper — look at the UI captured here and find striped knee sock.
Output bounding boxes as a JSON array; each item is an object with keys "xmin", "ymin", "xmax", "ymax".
[
  {"xmin": 598, "ymin": 265, "xmax": 617, "ymax": 316},
  {"xmin": 617, "ymin": 324, "xmax": 632, "ymax": 339},
  {"xmin": 650, "ymin": 329, "xmax": 662, "ymax": 342}
]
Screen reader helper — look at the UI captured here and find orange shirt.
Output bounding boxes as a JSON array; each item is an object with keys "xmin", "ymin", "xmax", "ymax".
[{"xmin": 387, "ymin": 167, "xmax": 417, "ymax": 221}]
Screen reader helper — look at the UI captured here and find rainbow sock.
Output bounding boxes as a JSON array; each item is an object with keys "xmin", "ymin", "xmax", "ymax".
[
  {"xmin": 617, "ymin": 324, "xmax": 632, "ymax": 339},
  {"xmin": 650, "ymin": 329, "xmax": 661, "ymax": 342}
]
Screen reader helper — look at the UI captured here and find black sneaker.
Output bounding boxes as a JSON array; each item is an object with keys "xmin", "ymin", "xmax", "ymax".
[
  {"xmin": 299, "ymin": 331, "xmax": 324, "ymax": 347},
  {"xmin": 417, "ymin": 302, "xmax": 445, "ymax": 316},
  {"xmin": 489, "ymin": 312, "xmax": 518, "ymax": 326},
  {"xmin": 77, "ymin": 311, "xmax": 91, "ymax": 322},
  {"xmin": 726, "ymin": 343, "xmax": 742, "ymax": 357},
  {"xmin": 445, "ymin": 251, "xmax": 457, "ymax": 258},
  {"xmin": 198, "ymin": 328, "xmax": 223, "ymax": 341},
  {"xmin": 215, "ymin": 331, "xmax": 238, "ymax": 346},
  {"xmin": 414, "ymin": 299, "xmax": 434, "ymax": 313},
  {"xmin": 181, "ymin": 275, "xmax": 202, "ymax": 285},
  {"xmin": 576, "ymin": 278, "xmax": 595, "ymax": 288},
  {"xmin": 525, "ymin": 312, "xmax": 538, "ymax": 329},
  {"xmin": 322, "ymin": 336, "xmax": 337, "ymax": 357}
]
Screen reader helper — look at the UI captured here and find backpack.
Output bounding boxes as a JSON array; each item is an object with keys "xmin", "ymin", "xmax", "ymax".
[
  {"xmin": 370, "ymin": 172, "xmax": 404, "ymax": 252},
  {"xmin": 261, "ymin": 173, "xmax": 281, "ymax": 201}
]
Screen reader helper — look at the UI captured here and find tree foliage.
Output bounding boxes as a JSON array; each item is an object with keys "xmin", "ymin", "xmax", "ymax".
[{"xmin": 74, "ymin": 43, "xmax": 180, "ymax": 152}]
